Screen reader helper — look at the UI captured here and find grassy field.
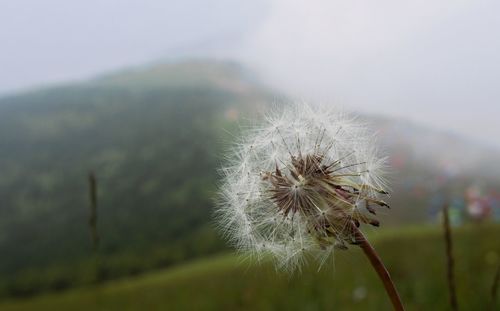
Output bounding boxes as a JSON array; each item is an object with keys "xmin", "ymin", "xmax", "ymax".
[{"xmin": 1, "ymin": 224, "xmax": 499, "ymax": 311}]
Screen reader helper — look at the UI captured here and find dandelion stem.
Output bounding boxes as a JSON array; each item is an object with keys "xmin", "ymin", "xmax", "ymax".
[
  {"xmin": 443, "ymin": 203, "xmax": 458, "ymax": 311},
  {"xmin": 352, "ymin": 224, "xmax": 405, "ymax": 311}
]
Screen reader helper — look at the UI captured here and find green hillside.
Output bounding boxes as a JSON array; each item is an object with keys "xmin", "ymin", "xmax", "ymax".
[
  {"xmin": 1, "ymin": 224, "xmax": 498, "ymax": 311},
  {"xmin": 0, "ymin": 61, "xmax": 272, "ymax": 297}
]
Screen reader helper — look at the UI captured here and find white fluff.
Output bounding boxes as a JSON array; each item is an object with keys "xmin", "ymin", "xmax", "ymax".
[{"xmin": 216, "ymin": 102, "xmax": 388, "ymax": 272}]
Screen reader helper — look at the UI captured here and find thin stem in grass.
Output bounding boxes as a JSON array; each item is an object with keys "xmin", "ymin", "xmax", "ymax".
[
  {"xmin": 88, "ymin": 171, "xmax": 99, "ymax": 252},
  {"xmin": 442, "ymin": 203, "xmax": 458, "ymax": 311},
  {"xmin": 492, "ymin": 264, "xmax": 500, "ymax": 308},
  {"xmin": 351, "ymin": 224, "xmax": 405, "ymax": 311}
]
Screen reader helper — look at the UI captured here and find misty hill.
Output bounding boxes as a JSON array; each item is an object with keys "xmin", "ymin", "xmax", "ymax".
[
  {"xmin": 0, "ymin": 60, "xmax": 498, "ymax": 298},
  {"xmin": 0, "ymin": 60, "xmax": 272, "ymax": 297},
  {"xmin": 367, "ymin": 115, "xmax": 500, "ymax": 223}
]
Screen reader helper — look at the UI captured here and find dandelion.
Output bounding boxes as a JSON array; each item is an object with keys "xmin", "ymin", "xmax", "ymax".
[{"xmin": 217, "ymin": 103, "xmax": 404, "ymax": 310}]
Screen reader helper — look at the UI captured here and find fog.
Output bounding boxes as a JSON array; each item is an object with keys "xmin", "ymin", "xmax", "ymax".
[
  {"xmin": 0, "ymin": 0, "xmax": 267, "ymax": 92},
  {"xmin": 238, "ymin": 0, "xmax": 500, "ymax": 149},
  {"xmin": 1, "ymin": 0, "xmax": 499, "ymax": 148}
]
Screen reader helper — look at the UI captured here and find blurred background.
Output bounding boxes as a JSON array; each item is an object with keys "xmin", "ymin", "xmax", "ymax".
[{"xmin": 0, "ymin": 1, "xmax": 499, "ymax": 310}]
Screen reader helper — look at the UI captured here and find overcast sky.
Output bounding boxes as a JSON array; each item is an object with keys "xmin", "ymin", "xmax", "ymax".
[{"xmin": 1, "ymin": 0, "xmax": 499, "ymax": 149}]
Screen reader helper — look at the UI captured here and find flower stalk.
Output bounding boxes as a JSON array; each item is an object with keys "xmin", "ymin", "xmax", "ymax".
[{"xmin": 351, "ymin": 223, "xmax": 405, "ymax": 311}]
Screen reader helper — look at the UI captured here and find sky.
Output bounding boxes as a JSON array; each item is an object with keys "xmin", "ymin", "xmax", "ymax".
[
  {"xmin": 0, "ymin": 0, "xmax": 267, "ymax": 92},
  {"xmin": 1, "ymin": 0, "xmax": 499, "ymax": 149}
]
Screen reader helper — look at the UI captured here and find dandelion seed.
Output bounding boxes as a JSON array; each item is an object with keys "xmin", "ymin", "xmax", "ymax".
[
  {"xmin": 216, "ymin": 102, "xmax": 404, "ymax": 310},
  {"xmin": 217, "ymin": 103, "xmax": 385, "ymax": 268}
]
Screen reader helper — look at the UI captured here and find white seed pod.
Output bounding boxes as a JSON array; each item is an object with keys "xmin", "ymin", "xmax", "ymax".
[{"xmin": 216, "ymin": 102, "xmax": 388, "ymax": 272}]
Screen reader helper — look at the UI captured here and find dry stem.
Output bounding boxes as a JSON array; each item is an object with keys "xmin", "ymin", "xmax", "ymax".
[
  {"xmin": 443, "ymin": 203, "xmax": 458, "ymax": 311},
  {"xmin": 88, "ymin": 171, "xmax": 99, "ymax": 251},
  {"xmin": 492, "ymin": 264, "xmax": 500, "ymax": 309},
  {"xmin": 351, "ymin": 224, "xmax": 405, "ymax": 311}
]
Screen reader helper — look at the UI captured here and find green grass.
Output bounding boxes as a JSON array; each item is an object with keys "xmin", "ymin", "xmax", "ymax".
[{"xmin": 1, "ymin": 224, "xmax": 499, "ymax": 311}]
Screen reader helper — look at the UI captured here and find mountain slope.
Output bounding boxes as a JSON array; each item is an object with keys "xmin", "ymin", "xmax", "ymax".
[{"xmin": 0, "ymin": 61, "xmax": 272, "ymax": 297}]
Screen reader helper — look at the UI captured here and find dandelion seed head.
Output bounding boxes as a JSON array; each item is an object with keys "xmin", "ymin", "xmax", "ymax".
[{"xmin": 216, "ymin": 102, "xmax": 389, "ymax": 272}]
